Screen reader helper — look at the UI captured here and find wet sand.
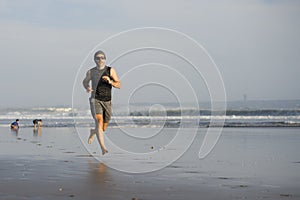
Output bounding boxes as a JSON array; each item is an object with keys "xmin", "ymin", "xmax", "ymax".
[{"xmin": 0, "ymin": 127, "xmax": 300, "ymax": 200}]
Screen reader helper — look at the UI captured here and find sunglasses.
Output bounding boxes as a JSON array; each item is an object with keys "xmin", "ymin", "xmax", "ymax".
[{"xmin": 95, "ymin": 56, "xmax": 106, "ymax": 61}]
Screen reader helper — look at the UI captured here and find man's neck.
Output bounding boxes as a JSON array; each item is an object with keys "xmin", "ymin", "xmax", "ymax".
[{"xmin": 97, "ymin": 64, "xmax": 105, "ymax": 69}]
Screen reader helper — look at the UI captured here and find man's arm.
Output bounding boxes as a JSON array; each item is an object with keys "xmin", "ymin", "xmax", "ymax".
[
  {"xmin": 82, "ymin": 70, "xmax": 93, "ymax": 93},
  {"xmin": 109, "ymin": 67, "xmax": 121, "ymax": 89},
  {"xmin": 102, "ymin": 67, "xmax": 121, "ymax": 89}
]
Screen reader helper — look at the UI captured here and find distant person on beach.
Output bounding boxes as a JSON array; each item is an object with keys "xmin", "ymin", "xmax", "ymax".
[
  {"xmin": 33, "ymin": 119, "xmax": 42, "ymax": 129},
  {"xmin": 82, "ymin": 50, "xmax": 121, "ymax": 155},
  {"xmin": 10, "ymin": 119, "xmax": 19, "ymax": 130}
]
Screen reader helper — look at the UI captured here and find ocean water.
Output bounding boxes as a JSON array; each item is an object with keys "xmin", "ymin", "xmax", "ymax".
[{"xmin": 0, "ymin": 100, "xmax": 299, "ymax": 128}]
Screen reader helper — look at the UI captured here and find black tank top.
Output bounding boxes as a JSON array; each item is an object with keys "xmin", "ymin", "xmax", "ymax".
[{"xmin": 95, "ymin": 66, "xmax": 112, "ymax": 101}]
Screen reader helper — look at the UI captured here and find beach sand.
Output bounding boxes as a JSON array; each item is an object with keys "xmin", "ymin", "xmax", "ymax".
[{"xmin": 0, "ymin": 127, "xmax": 299, "ymax": 200}]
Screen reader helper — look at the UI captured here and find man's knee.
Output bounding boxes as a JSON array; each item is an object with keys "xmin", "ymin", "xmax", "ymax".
[
  {"xmin": 95, "ymin": 114, "xmax": 104, "ymax": 123},
  {"xmin": 103, "ymin": 123, "xmax": 109, "ymax": 131}
]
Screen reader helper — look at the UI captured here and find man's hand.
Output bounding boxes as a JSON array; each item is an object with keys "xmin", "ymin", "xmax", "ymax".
[
  {"xmin": 86, "ymin": 87, "xmax": 93, "ymax": 93},
  {"xmin": 102, "ymin": 76, "xmax": 112, "ymax": 84}
]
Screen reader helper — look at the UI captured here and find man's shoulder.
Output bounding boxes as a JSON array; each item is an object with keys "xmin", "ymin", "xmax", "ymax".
[
  {"xmin": 107, "ymin": 66, "xmax": 116, "ymax": 71},
  {"xmin": 108, "ymin": 66, "xmax": 116, "ymax": 73},
  {"xmin": 86, "ymin": 66, "xmax": 98, "ymax": 74},
  {"xmin": 89, "ymin": 66, "xmax": 98, "ymax": 71}
]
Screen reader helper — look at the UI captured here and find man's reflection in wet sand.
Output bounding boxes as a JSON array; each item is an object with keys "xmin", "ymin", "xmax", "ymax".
[
  {"xmin": 85, "ymin": 160, "xmax": 115, "ymax": 199},
  {"xmin": 11, "ymin": 128, "xmax": 19, "ymax": 136},
  {"xmin": 33, "ymin": 127, "xmax": 42, "ymax": 137}
]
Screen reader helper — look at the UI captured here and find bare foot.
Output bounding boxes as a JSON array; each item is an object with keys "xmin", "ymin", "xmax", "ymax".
[
  {"xmin": 101, "ymin": 148, "xmax": 108, "ymax": 155},
  {"xmin": 88, "ymin": 129, "xmax": 96, "ymax": 144}
]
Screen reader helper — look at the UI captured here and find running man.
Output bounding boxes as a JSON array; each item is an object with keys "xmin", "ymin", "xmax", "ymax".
[{"xmin": 82, "ymin": 50, "xmax": 121, "ymax": 155}]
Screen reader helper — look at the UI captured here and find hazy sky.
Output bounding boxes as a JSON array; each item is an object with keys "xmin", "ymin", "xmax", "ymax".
[{"xmin": 0, "ymin": 0, "xmax": 299, "ymax": 107}]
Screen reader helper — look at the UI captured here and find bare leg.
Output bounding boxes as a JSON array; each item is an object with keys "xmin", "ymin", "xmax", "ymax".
[
  {"xmin": 103, "ymin": 122, "xmax": 109, "ymax": 132},
  {"xmin": 95, "ymin": 114, "xmax": 108, "ymax": 155},
  {"xmin": 88, "ymin": 114, "xmax": 96, "ymax": 144},
  {"xmin": 88, "ymin": 122, "xmax": 109, "ymax": 144},
  {"xmin": 88, "ymin": 129, "xmax": 96, "ymax": 144}
]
